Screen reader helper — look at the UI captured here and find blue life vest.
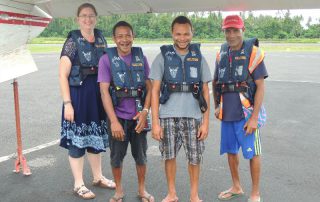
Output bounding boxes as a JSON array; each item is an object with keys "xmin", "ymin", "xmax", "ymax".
[
  {"xmin": 216, "ymin": 38, "xmax": 260, "ymax": 104},
  {"xmin": 161, "ymin": 43, "xmax": 202, "ymax": 85},
  {"xmin": 68, "ymin": 29, "xmax": 106, "ymax": 86},
  {"xmin": 106, "ymin": 47, "xmax": 145, "ymax": 90},
  {"xmin": 105, "ymin": 47, "xmax": 146, "ymax": 107},
  {"xmin": 159, "ymin": 44, "xmax": 207, "ymax": 112}
]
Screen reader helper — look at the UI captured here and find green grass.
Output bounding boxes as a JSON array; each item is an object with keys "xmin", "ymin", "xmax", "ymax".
[
  {"xmin": 28, "ymin": 37, "xmax": 320, "ymax": 53},
  {"xmin": 30, "ymin": 37, "xmax": 320, "ymax": 44},
  {"xmin": 260, "ymin": 38, "xmax": 320, "ymax": 43},
  {"xmin": 27, "ymin": 44, "xmax": 62, "ymax": 53},
  {"xmin": 29, "ymin": 37, "xmax": 65, "ymax": 44},
  {"xmin": 29, "ymin": 37, "xmax": 171, "ymax": 44},
  {"xmin": 261, "ymin": 44, "xmax": 320, "ymax": 52}
]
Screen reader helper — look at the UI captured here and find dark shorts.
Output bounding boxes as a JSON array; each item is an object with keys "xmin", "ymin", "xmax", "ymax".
[
  {"xmin": 68, "ymin": 145, "xmax": 101, "ymax": 158},
  {"xmin": 160, "ymin": 117, "xmax": 205, "ymax": 165},
  {"xmin": 108, "ymin": 118, "xmax": 148, "ymax": 168}
]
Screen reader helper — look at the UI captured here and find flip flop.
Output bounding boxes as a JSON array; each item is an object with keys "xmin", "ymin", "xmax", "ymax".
[
  {"xmin": 190, "ymin": 199, "xmax": 203, "ymax": 202},
  {"xmin": 161, "ymin": 196, "xmax": 179, "ymax": 202},
  {"xmin": 218, "ymin": 190, "xmax": 244, "ymax": 201},
  {"xmin": 248, "ymin": 197, "xmax": 262, "ymax": 202},
  {"xmin": 109, "ymin": 195, "xmax": 124, "ymax": 202},
  {"xmin": 137, "ymin": 192, "xmax": 155, "ymax": 202}
]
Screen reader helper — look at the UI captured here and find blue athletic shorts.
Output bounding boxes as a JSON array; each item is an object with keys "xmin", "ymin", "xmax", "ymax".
[{"xmin": 220, "ymin": 119, "xmax": 262, "ymax": 159}]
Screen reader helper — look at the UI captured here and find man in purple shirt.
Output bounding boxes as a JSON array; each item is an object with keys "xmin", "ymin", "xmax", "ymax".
[
  {"xmin": 98, "ymin": 21, "xmax": 154, "ymax": 202},
  {"xmin": 213, "ymin": 15, "xmax": 268, "ymax": 202}
]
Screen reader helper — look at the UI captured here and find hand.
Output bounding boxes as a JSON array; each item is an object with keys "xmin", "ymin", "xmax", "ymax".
[
  {"xmin": 111, "ymin": 121, "xmax": 125, "ymax": 141},
  {"xmin": 133, "ymin": 111, "xmax": 148, "ymax": 134},
  {"xmin": 214, "ymin": 107, "xmax": 220, "ymax": 119},
  {"xmin": 243, "ymin": 117, "xmax": 258, "ymax": 135},
  {"xmin": 152, "ymin": 123, "xmax": 163, "ymax": 141},
  {"xmin": 64, "ymin": 104, "xmax": 74, "ymax": 122},
  {"xmin": 197, "ymin": 123, "xmax": 209, "ymax": 141}
]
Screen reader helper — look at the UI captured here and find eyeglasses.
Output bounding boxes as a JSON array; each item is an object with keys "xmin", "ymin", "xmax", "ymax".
[{"xmin": 78, "ymin": 15, "xmax": 96, "ymax": 19}]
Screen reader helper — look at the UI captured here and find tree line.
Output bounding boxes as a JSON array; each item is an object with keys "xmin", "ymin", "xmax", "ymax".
[{"xmin": 40, "ymin": 11, "xmax": 320, "ymax": 39}]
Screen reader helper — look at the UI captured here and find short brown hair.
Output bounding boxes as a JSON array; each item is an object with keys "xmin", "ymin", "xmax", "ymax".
[{"xmin": 77, "ymin": 3, "xmax": 97, "ymax": 17}]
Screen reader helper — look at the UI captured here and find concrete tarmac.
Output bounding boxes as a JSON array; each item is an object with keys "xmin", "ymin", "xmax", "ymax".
[{"xmin": 1, "ymin": 44, "xmax": 320, "ymax": 202}]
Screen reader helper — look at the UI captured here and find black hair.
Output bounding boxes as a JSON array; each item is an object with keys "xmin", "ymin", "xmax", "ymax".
[
  {"xmin": 171, "ymin": 16, "xmax": 193, "ymax": 31},
  {"xmin": 112, "ymin": 21, "xmax": 134, "ymax": 36}
]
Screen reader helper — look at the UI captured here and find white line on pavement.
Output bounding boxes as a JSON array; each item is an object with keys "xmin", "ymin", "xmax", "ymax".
[
  {"xmin": 267, "ymin": 79, "xmax": 320, "ymax": 84},
  {"xmin": 0, "ymin": 90, "xmax": 215, "ymax": 164},
  {"xmin": 0, "ymin": 139, "xmax": 59, "ymax": 163}
]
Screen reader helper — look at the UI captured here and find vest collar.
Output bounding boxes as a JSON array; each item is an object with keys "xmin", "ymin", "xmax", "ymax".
[{"xmin": 173, "ymin": 44, "xmax": 190, "ymax": 56}]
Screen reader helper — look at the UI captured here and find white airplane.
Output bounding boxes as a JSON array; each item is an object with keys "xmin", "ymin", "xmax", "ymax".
[{"xmin": 1, "ymin": 0, "xmax": 320, "ymax": 175}]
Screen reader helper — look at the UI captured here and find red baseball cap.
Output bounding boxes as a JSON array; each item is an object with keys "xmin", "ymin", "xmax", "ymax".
[{"xmin": 222, "ymin": 15, "xmax": 244, "ymax": 29}]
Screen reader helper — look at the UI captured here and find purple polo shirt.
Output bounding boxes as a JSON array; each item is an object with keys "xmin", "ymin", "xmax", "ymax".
[{"xmin": 98, "ymin": 52, "xmax": 150, "ymax": 120}]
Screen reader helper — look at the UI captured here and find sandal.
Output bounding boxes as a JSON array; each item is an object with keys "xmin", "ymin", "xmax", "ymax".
[
  {"xmin": 109, "ymin": 194, "xmax": 124, "ymax": 202},
  {"xmin": 138, "ymin": 192, "xmax": 155, "ymax": 202},
  {"xmin": 161, "ymin": 196, "xmax": 179, "ymax": 202},
  {"xmin": 92, "ymin": 176, "xmax": 116, "ymax": 189},
  {"xmin": 73, "ymin": 185, "xmax": 95, "ymax": 200}
]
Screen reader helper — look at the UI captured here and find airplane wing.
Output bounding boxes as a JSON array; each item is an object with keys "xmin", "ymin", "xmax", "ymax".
[
  {"xmin": 1, "ymin": 0, "xmax": 320, "ymax": 83},
  {"xmin": 31, "ymin": 0, "xmax": 320, "ymax": 17},
  {"xmin": 0, "ymin": 0, "xmax": 51, "ymax": 83}
]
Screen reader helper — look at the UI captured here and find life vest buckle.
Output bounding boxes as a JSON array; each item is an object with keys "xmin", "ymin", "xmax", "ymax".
[
  {"xmin": 181, "ymin": 84, "xmax": 189, "ymax": 92},
  {"xmin": 193, "ymin": 84, "xmax": 199, "ymax": 95},
  {"xmin": 229, "ymin": 85, "xmax": 234, "ymax": 91}
]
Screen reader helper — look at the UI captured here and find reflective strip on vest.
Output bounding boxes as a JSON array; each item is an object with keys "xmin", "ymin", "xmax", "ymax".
[
  {"xmin": 239, "ymin": 92, "xmax": 251, "ymax": 108},
  {"xmin": 216, "ymin": 52, "xmax": 220, "ymax": 64},
  {"xmin": 248, "ymin": 46, "xmax": 264, "ymax": 74},
  {"xmin": 218, "ymin": 95, "xmax": 223, "ymax": 120}
]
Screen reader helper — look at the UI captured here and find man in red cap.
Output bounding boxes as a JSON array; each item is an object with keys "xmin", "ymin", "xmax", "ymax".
[{"xmin": 213, "ymin": 15, "xmax": 268, "ymax": 202}]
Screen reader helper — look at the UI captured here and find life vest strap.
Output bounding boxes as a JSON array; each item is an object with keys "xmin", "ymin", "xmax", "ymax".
[
  {"xmin": 115, "ymin": 89, "xmax": 142, "ymax": 98},
  {"xmin": 168, "ymin": 83, "xmax": 199, "ymax": 93},
  {"xmin": 81, "ymin": 66, "xmax": 98, "ymax": 76},
  {"xmin": 220, "ymin": 84, "xmax": 248, "ymax": 94}
]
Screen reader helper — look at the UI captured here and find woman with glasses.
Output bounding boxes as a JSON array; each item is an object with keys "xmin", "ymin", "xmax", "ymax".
[{"xmin": 59, "ymin": 3, "xmax": 115, "ymax": 200}]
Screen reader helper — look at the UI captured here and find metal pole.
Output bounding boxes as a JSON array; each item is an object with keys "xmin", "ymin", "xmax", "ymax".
[{"xmin": 12, "ymin": 79, "xmax": 31, "ymax": 176}]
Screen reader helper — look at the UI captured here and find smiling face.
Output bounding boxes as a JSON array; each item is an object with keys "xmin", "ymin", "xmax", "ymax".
[
  {"xmin": 77, "ymin": 7, "xmax": 97, "ymax": 32},
  {"xmin": 224, "ymin": 27, "xmax": 245, "ymax": 51},
  {"xmin": 171, "ymin": 23, "xmax": 193, "ymax": 54},
  {"xmin": 113, "ymin": 26, "xmax": 134, "ymax": 56}
]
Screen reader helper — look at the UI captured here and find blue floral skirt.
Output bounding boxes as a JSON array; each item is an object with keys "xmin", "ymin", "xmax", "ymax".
[{"xmin": 60, "ymin": 75, "xmax": 108, "ymax": 152}]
